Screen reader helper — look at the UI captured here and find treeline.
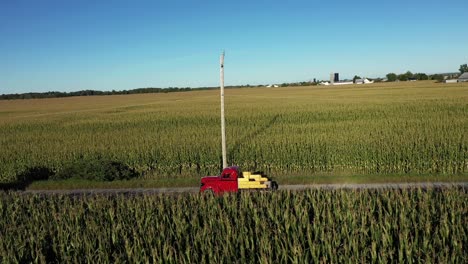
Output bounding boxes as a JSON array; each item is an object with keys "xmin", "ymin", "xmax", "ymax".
[
  {"xmin": 0, "ymin": 84, "xmax": 271, "ymax": 100},
  {"xmin": 385, "ymin": 71, "xmax": 459, "ymax": 82},
  {"xmin": 279, "ymin": 81, "xmax": 314, "ymax": 87},
  {"xmin": 0, "ymin": 87, "xmax": 206, "ymax": 100}
]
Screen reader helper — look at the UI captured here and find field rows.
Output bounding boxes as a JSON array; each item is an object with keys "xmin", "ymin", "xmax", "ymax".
[
  {"xmin": 0, "ymin": 81, "xmax": 467, "ymax": 182},
  {"xmin": 0, "ymin": 188, "xmax": 466, "ymax": 262}
]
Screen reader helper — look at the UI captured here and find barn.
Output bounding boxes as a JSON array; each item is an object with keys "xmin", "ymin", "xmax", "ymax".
[{"xmin": 458, "ymin": 72, "xmax": 468, "ymax": 82}]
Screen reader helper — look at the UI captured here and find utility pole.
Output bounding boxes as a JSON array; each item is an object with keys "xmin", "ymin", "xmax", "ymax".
[{"xmin": 220, "ymin": 51, "xmax": 227, "ymax": 168}]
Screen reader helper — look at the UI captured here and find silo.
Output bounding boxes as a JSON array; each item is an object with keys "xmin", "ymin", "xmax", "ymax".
[{"xmin": 334, "ymin": 73, "xmax": 339, "ymax": 82}]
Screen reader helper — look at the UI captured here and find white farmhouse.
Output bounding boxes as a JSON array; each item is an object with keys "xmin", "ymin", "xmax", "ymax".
[{"xmin": 354, "ymin": 78, "xmax": 374, "ymax": 84}]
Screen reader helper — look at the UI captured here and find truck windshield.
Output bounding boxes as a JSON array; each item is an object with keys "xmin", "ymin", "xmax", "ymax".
[{"xmin": 235, "ymin": 167, "xmax": 242, "ymax": 178}]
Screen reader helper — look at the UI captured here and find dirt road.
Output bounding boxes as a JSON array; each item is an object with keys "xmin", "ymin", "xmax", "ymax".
[{"xmin": 21, "ymin": 182, "xmax": 468, "ymax": 195}]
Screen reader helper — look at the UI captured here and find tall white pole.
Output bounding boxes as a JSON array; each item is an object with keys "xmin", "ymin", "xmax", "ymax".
[{"xmin": 220, "ymin": 51, "xmax": 227, "ymax": 168}]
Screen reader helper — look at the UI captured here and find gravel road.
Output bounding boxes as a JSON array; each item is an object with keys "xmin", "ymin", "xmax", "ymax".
[{"xmin": 21, "ymin": 182, "xmax": 468, "ymax": 195}]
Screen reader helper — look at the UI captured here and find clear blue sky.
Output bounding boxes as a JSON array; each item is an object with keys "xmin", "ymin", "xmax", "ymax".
[{"xmin": 1, "ymin": 0, "xmax": 467, "ymax": 93}]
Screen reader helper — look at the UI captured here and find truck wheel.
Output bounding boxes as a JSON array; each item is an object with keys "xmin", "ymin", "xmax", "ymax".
[{"xmin": 271, "ymin": 181, "xmax": 278, "ymax": 191}]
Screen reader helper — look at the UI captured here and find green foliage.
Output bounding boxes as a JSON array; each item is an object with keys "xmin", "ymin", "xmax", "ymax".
[
  {"xmin": 398, "ymin": 74, "xmax": 408, "ymax": 81},
  {"xmin": 430, "ymin": 74, "xmax": 444, "ymax": 82},
  {"xmin": 459, "ymin": 63, "xmax": 468, "ymax": 74},
  {"xmin": 414, "ymin": 72, "xmax": 428, "ymax": 80},
  {"xmin": 386, "ymin": 73, "xmax": 397, "ymax": 81},
  {"xmin": 353, "ymin": 75, "xmax": 361, "ymax": 83},
  {"xmin": 405, "ymin": 70, "xmax": 413, "ymax": 78},
  {"xmin": 53, "ymin": 157, "xmax": 138, "ymax": 181},
  {"xmin": 398, "ymin": 71, "xmax": 413, "ymax": 81},
  {"xmin": 0, "ymin": 189, "xmax": 466, "ymax": 262}
]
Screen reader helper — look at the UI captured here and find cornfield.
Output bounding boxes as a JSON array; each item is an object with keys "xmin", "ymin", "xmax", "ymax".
[
  {"xmin": 0, "ymin": 188, "xmax": 466, "ymax": 262},
  {"xmin": 0, "ymin": 81, "xmax": 467, "ymax": 182}
]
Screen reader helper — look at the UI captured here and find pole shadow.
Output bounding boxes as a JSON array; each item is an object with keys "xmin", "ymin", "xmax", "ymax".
[{"xmin": 227, "ymin": 114, "xmax": 280, "ymax": 166}]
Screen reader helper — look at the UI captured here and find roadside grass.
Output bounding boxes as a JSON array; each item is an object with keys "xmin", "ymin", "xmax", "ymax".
[
  {"xmin": 26, "ymin": 173, "xmax": 468, "ymax": 190},
  {"xmin": 274, "ymin": 173, "xmax": 468, "ymax": 185},
  {"xmin": 27, "ymin": 177, "xmax": 201, "ymax": 190}
]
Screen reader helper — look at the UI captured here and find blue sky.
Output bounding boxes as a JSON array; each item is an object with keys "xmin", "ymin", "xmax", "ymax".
[{"xmin": 1, "ymin": 0, "xmax": 467, "ymax": 93}]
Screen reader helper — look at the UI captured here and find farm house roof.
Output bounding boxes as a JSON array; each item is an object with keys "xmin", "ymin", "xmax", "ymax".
[{"xmin": 458, "ymin": 72, "xmax": 468, "ymax": 80}]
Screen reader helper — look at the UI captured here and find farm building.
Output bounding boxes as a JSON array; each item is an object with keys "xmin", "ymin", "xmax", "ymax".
[
  {"xmin": 328, "ymin": 72, "xmax": 353, "ymax": 85},
  {"xmin": 330, "ymin": 72, "xmax": 340, "ymax": 84},
  {"xmin": 354, "ymin": 78, "xmax": 374, "ymax": 84},
  {"xmin": 458, "ymin": 72, "xmax": 468, "ymax": 82},
  {"xmin": 332, "ymin": 81, "xmax": 354, "ymax": 86}
]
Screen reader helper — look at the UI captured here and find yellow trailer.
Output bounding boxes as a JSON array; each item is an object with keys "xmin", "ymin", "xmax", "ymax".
[{"xmin": 238, "ymin": 171, "xmax": 274, "ymax": 189}]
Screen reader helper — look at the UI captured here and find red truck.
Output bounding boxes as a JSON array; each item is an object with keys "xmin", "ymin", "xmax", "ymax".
[{"xmin": 200, "ymin": 166, "xmax": 278, "ymax": 194}]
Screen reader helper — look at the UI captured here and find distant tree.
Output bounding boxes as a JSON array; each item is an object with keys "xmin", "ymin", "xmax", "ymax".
[
  {"xmin": 414, "ymin": 73, "xmax": 428, "ymax": 80},
  {"xmin": 405, "ymin": 71, "xmax": 413, "ymax": 79},
  {"xmin": 0, "ymin": 86, "xmax": 199, "ymax": 100},
  {"xmin": 386, "ymin": 73, "xmax": 397, "ymax": 82},
  {"xmin": 430, "ymin": 74, "xmax": 444, "ymax": 82},
  {"xmin": 353, "ymin": 75, "xmax": 362, "ymax": 83},
  {"xmin": 397, "ymin": 74, "xmax": 406, "ymax": 81},
  {"xmin": 398, "ymin": 71, "xmax": 413, "ymax": 81},
  {"xmin": 460, "ymin": 64, "xmax": 468, "ymax": 74}
]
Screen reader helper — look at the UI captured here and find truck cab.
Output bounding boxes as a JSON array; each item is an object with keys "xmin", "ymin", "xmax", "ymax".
[{"xmin": 200, "ymin": 166, "xmax": 278, "ymax": 194}]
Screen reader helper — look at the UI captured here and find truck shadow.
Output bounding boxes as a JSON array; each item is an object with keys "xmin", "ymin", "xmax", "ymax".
[
  {"xmin": 228, "ymin": 114, "xmax": 280, "ymax": 164},
  {"xmin": 0, "ymin": 166, "xmax": 54, "ymax": 191}
]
